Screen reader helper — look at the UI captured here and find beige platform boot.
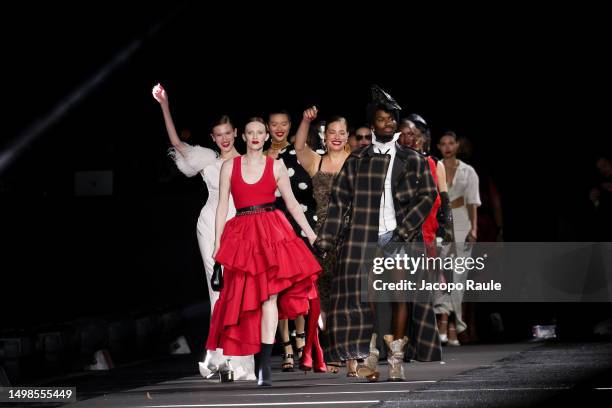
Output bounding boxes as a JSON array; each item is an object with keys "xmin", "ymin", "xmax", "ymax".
[
  {"xmin": 383, "ymin": 335, "xmax": 408, "ymax": 382},
  {"xmin": 357, "ymin": 333, "xmax": 380, "ymax": 382}
]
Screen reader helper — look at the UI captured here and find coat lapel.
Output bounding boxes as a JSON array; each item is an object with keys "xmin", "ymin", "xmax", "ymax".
[{"xmin": 391, "ymin": 143, "xmax": 409, "ymax": 188}]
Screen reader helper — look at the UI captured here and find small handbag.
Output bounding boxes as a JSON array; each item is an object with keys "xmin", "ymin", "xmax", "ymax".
[{"xmin": 211, "ymin": 262, "xmax": 223, "ymax": 291}]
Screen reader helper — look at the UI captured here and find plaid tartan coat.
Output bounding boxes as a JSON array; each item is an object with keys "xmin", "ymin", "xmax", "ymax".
[{"xmin": 314, "ymin": 142, "xmax": 442, "ymax": 362}]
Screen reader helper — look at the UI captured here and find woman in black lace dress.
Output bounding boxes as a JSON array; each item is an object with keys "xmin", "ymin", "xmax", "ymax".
[{"xmin": 264, "ymin": 110, "xmax": 322, "ymax": 371}]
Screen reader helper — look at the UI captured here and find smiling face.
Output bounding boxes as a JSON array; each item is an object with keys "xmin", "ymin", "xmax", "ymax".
[
  {"xmin": 211, "ymin": 123, "xmax": 236, "ymax": 154},
  {"xmin": 267, "ymin": 113, "xmax": 291, "ymax": 143},
  {"xmin": 324, "ymin": 119, "xmax": 349, "ymax": 152},
  {"xmin": 243, "ymin": 120, "xmax": 269, "ymax": 151}
]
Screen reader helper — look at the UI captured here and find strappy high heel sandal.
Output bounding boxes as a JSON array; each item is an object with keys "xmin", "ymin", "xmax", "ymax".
[
  {"xmin": 281, "ymin": 340, "xmax": 295, "ymax": 372},
  {"xmin": 326, "ymin": 362, "xmax": 341, "ymax": 374},
  {"xmin": 295, "ymin": 331, "xmax": 306, "ymax": 360},
  {"xmin": 346, "ymin": 359, "xmax": 358, "ymax": 377}
]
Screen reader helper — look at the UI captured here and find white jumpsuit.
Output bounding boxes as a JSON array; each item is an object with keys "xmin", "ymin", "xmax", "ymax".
[{"xmin": 171, "ymin": 144, "xmax": 255, "ymax": 380}]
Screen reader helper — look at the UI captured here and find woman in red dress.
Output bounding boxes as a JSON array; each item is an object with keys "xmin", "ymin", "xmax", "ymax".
[{"xmin": 206, "ymin": 117, "xmax": 322, "ymax": 386}]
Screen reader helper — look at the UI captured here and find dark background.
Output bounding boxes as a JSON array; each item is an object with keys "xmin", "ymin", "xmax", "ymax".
[{"xmin": 0, "ymin": 3, "xmax": 608, "ymax": 331}]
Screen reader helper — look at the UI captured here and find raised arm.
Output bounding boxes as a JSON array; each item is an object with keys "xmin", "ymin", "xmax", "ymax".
[
  {"xmin": 274, "ymin": 160, "xmax": 317, "ymax": 245},
  {"xmin": 152, "ymin": 83, "xmax": 186, "ymax": 156},
  {"xmin": 213, "ymin": 159, "xmax": 233, "ymax": 258},
  {"xmin": 294, "ymin": 106, "xmax": 321, "ymax": 177},
  {"xmin": 153, "ymin": 83, "xmax": 216, "ymax": 177}
]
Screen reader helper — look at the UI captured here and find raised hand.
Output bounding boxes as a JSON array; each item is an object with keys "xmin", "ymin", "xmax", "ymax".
[
  {"xmin": 302, "ymin": 106, "xmax": 318, "ymax": 123},
  {"xmin": 152, "ymin": 83, "xmax": 168, "ymax": 105}
]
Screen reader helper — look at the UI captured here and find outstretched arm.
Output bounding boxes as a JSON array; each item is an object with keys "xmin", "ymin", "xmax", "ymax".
[
  {"xmin": 275, "ymin": 160, "xmax": 317, "ymax": 245},
  {"xmin": 152, "ymin": 83, "xmax": 186, "ymax": 156},
  {"xmin": 213, "ymin": 159, "xmax": 233, "ymax": 258},
  {"xmin": 154, "ymin": 83, "xmax": 216, "ymax": 177},
  {"xmin": 294, "ymin": 106, "xmax": 321, "ymax": 177}
]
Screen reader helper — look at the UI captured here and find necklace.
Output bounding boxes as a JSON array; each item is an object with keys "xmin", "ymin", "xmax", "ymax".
[{"xmin": 270, "ymin": 139, "xmax": 289, "ymax": 151}]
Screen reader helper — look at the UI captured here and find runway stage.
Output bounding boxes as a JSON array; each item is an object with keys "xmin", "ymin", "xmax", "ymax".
[{"xmin": 15, "ymin": 341, "xmax": 610, "ymax": 408}]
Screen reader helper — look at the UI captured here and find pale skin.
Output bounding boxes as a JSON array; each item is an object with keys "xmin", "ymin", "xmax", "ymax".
[
  {"xmin": 294, "ymin": 106, "xmax": 350, "ymax": 177},
  {"xmin": 213, "ymin": 120, "xmax": 316, "ymax": 344},
  {"xmin": 152, "ymin": 83, "xmax": 240, "ymax": 160},
  {"xmin": 153, "ymin": 83, "xmax": 244, "ymax": 368},
  {"xmin": 294, "ymin": 106, "xmax": 349, "ymax": 337}
]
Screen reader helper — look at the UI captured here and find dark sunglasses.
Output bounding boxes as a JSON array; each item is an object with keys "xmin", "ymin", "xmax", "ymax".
[{"xmin": 355, "ymin": 134, "xmax": 372, "ymax": 141}]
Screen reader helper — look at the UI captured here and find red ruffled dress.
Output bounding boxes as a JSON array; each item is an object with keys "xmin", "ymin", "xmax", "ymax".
[{"xmin": 206, "ymin": 156, "xmax": 321, "ymax": 356}]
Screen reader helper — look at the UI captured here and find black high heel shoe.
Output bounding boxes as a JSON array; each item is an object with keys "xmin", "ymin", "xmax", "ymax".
[
  {"xmin": 219, "ymin": 359, "xmax": 234, "ymax": 383},
  {"xmin": 281, "ymin": 340, "xmax": 295, "ymax": 372}
]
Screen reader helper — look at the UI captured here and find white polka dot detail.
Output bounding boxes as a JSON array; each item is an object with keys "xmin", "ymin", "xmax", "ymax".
[
  {"xmin": 313, "ymin": 215, "xmax": 318, "ymax": 221},
  {"xmin": 298, "ymin": 182, "xmax": 308, "ymax": 190},
  {"xmin": 316, "ymin": 149, "xmax": 325, "ymax": 155},
  {"xmin": 301, "ymin": 230, "xmax": 307, "ymax": 237},
  {"xmin": 301, "ymin": 204, "xmax": 308, "ymax": 212},
  {"xmin": 274, "ymin": 189, "xmax": 281, "ymax": 197},
  {"xmin": 287, "ymin": 168, "xmax": 295, "ymax": 177},
  {"xmin": 289, "ymin": 150, "xmax": 296, "ymax": 155}
]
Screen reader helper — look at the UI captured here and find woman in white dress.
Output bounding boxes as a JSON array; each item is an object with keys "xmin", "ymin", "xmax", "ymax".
[
  {"xmin": 152, "ymin": 84, "xmax": 255, "ymax": 380},
  {"xmin": 435, "ymin": 130, "xmax": 481, "ymax": 346}
]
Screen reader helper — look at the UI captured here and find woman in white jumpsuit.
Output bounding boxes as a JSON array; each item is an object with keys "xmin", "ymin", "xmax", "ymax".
[
  {"xmin": 435, "ymin": 131, "xmax": 481, "ymax": 346},
  {"xmin": 153, "ymin": 84, "xmax": 255, "ymax": 380}
]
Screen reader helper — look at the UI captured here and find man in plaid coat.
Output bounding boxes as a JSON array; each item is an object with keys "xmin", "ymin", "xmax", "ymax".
[{"xmin": 314, "ymin": 86, "xmax": 441, "ymax": 381}]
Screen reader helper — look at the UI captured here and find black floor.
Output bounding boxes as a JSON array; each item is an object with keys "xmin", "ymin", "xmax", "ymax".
[{"xmin": 5, "ymin": 341, "xmax": 612, "ymax": 407}]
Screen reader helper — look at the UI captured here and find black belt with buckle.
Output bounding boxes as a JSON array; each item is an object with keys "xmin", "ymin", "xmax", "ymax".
[{"xmin": 235, "ymin": 202, "xmax": 276, "ymax": 216}]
